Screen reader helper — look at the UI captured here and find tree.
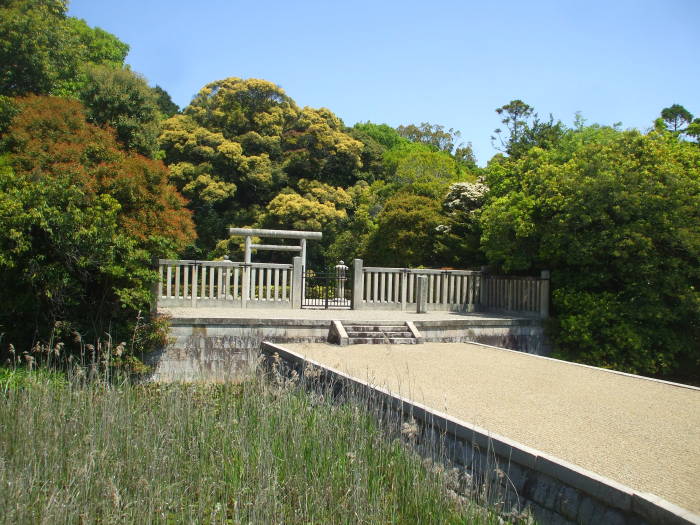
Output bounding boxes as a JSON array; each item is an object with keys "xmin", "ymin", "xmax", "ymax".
[
  {"xmin": 397, "ymin": 122, "xmax": 459, "ymax": 152},
  {"xmin": 364, "ymin": 193, "xmax": 444, "ymax": 267},
  {"xmin": 490, "ymin": 100, "xmax": 567, "ymax": 159},
  {"xmin": 383, "ymin": 142, "xmax": 465, "ymax": 197},
  {"xmin": 261, "ymin": 179, "xmax": 351, "ymax": 232},
  {"xmin": 397, "ymin": 122, "xmax": 477, "ymax": 169},
  {"xmin": 491, "ymin": 99, "xmax": 534, "ymax": 153},
  {"xmin": 437, "ymin": 180, "xmax": 489, "ymax": 267},
  {"xmin": 282, "ymin": 106, "xmax": 363, "ymax": 186},
  {"xmin": 325, "ymin": 181, "xmax": 381, "ymax": 264},
  {"xmin": 79, "ymin": 65, "xmax": 162, "ymax": 157},
  {"xmin": 160, "ymin": 77, "xmax": 366, "ymax": 255},
  {"xmin": 479, "ymin": 124, "xmax": 700, "ymax": 377},
  {"xmin": 0, "ymin": 0, "xmax": 129, "ymax": 97},
  {"xmin": 0, "ymin": 0, "xmax": 77, "ymax": 96},
  {"xmin": 159, "ymin": 78, "xmax": 287, "ymax": 252},
  {"xmin": 346, "ymin": 127, "xmax": 389, "ymax": 183},
  {"xmin": 153, "ymin": 85, "xmax": 179, "ymax": 118},
  {"xmin": 660, "ymin": 104, "xmax": 693, "ymax": 133},
  {"xmin": 686, "ymin": 118, "xmax": 700, "ymax": 143},
  {"xmin": 0, "ymin": 96, "xmax": 195, "ymax": 346},
  {"xmin": 353, "ymin": 122, "xmax": 408, "ymax": 150}
]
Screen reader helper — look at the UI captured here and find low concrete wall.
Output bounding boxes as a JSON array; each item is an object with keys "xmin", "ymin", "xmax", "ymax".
[
  {"xmin": 146, "ymin": 318, "xmax": 332, "ymax": 381},
  {"xmin": 149, "ymin": 316, "xmax": 548, "ymax": 381},
  {"xmin": 414, "ymin": 318, "xmax": 549, "ymax": 355},
  {"xmin": 260, "ymin": 342, "xmax": 699, "ymax": 525}
]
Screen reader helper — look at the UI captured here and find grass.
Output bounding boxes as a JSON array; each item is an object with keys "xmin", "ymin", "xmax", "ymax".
[{"xmin": 0, "ymin": 364, "xmax": 506, "ymax": 524}]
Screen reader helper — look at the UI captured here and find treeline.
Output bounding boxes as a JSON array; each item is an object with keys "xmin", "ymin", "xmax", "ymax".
[{"xmin": 0, "ymin": 0, "xmax": 698, "ymax": 380}]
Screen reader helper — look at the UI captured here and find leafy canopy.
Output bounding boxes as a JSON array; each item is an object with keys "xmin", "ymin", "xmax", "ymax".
[
  {"xmin": 0, "ymin": 96, "xmax": 195, "ymax": 345},
  {"xmin": 480, "ymin": 125, "xmax": 700, "ymax": 376}
]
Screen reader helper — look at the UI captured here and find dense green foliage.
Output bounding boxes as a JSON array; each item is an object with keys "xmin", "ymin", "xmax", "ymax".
[
  {"xmin": 159, "ymin": 77, "xmax": 476, "ymax": 264},
  {"xmin": 79, "ymin": 65, "xmax": 163, "ymax": 158},
  {"xmin": 0, "ymin": 0, "xmax": 172, "ymax": 160},
  {"xmin": 1, "ymin": 0, "xmax": 698, "ymax": 379},
  {"xmin": 480, "ymin": 124, "xmax": 700, "ymax": 376},
  {"xmin": 0, "ymin": 372, "xmax": 498, "ymax": 524},
  {"xmin": 0, "ymin": 0, "xmax": 128, "ymax": 97},
  {"xmin": 0, "ymin": 96, "xmax": 194, "ymax": 349}
]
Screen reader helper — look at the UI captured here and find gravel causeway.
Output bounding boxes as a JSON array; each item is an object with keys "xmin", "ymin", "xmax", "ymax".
[{"xmin": 285, "ymin": 341, "xmax": 700, "ymax": 513}]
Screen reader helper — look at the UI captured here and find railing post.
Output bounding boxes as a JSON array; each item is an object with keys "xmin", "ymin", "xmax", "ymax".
[
  {"xmin": 291, "ymin": 256, "xmax": 302, "ymax": 309},
  {"xmin": 416, "ymin": 275, "xmax": 428, "ymax": 313},
  {"xmin": 441, "ymin": 271, "xmax": 449, "ymax": 307},
  {"xmin": 479, "ymin": 266, "xmax": 489, "ymax": 312},
  {"xmin": 400, "ymin": 269, "xmax": 408, "ymax": 311},
  {"xmin": 352, "ymin": 259, "xmax": 363, "ymax": 310},
  {"xmin": 241, "ymin": 265, "xmax": 249, "ymax": 310},
  {"xmin": 540, "ymin": 270, "xmax": 550, "ymax": 318},
  {"xmin": 191, "ymin": 262, "xmax": 198, "ymax": 308}
]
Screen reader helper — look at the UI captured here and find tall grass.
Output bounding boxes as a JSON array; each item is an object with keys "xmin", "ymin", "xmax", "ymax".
[{"xmin": 0, "ymin": 366, "xmax": 504, "ymax": 524}]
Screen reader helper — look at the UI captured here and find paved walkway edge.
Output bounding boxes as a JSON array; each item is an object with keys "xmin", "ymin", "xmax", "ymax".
[{"xmin": 261, "ymin": 341, "xmax": 700, "ymax": 525}]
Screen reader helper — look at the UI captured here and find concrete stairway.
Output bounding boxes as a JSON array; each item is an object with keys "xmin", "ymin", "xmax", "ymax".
[{"xmin": 328, "ymin": 320, "xmax": 423, "ymax": 346}]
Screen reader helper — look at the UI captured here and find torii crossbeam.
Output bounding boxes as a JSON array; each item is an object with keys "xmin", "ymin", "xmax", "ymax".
[{"xmin": 228, "ymin": 228, "xmax": 322, "ymax": 269}]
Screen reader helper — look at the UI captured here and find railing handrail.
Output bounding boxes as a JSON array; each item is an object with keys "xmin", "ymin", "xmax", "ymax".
[
  {"xmin": 158, "ymin": 259, "xmax": 292, "ymax": 269},
  {"xmin": 363, "ymin": 266, "xmax": 481, "ymax": 276}
]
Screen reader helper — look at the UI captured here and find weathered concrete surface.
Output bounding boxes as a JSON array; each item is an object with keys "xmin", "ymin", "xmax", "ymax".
[
  {"xmin": 283, "ymin": 341, "xmax": 700, "ymax": 515},
  {"xmin": 160, "ymin": 307, "xmax": 549, "ymax": 355},
  {"xmin": 160, "ymin": 306, "xmax": 538, "ymax": 322},
  {"xmin": 151, "ymin": 309, "xmax": 548, "ymax": 380},
  {"xmin": 151, "ymin": 307, "xmax": 549, "ymax": 381}
]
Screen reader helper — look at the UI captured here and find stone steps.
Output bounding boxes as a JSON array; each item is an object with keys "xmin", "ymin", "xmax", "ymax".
[{"xmin": 329, "ymin": 321, "xmax": 423, "ymax": 345}]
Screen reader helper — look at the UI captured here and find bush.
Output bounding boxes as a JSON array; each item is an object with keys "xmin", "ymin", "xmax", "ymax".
[
  {"xmin": 0, "ymin": 96, "xmax": 195, "ymax": 352},
  {"xmin": 480, "ymin": 126, "xmax": 700, "ymax": 377}
]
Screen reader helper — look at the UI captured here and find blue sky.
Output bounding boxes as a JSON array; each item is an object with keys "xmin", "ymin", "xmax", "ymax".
[{"xmin": 68, "ymin": 0, "xmax": 700, "ymax": 165}]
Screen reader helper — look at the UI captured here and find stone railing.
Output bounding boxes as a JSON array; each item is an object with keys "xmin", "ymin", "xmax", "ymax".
[
  {"xmin": 356, "ymin": 264, "xmax": 481, "ymax": 312},
  {"xmin": 156, "ymin": 259, "xmax": 294, "ymax": 308},
  {"xmin": 156, "ymin": 257, "xmax": 549, "ymax": 318},
  {"xmin": 481, "ymin": 271, "xmax": 550, "ymax": 318},
  {"xmin": 352, "ymin": 260, "xmax": 549, "ymax": 318}
]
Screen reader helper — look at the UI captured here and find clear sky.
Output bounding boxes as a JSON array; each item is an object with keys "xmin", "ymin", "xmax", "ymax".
[{"xmin": 67, "ymin": 0, "xmax": 699, "ymax": 165}]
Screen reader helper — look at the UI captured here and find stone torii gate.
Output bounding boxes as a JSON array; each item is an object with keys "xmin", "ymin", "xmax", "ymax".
[
  {"xmin": 228, "ymin": 227, "xmax": 322, "ymax": 269},
  {"xmin": 229, "ymin": 228, "xmax": 323, "ymax": 308}
]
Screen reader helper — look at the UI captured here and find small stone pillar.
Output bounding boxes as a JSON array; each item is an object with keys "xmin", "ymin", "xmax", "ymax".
[
  {"xmin": 291, "ymin": 256, "xmax": 303, "ymax": 309},
  {"xmin": 416, "ymin": 275, "xmax": 428, "ymax": 314},
  {"xmin": 352, "ymin": 259, "xmax": 364, "ymax": 309},
  {"xmin": 335, "ymin": 260, "xmax": 348, "ymax": 302}
]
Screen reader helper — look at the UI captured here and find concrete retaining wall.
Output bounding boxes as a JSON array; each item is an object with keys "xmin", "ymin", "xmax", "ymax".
[
  {"xmin": 148, "ymin": 316, "xmax": 548, "ymax": 381},
  {"xmin": 260, "ymin": 342, "xmax": 699, "ymax": 525}
]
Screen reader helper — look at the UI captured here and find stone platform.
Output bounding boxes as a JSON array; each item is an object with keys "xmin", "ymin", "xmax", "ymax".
[{"xmin": 149, "ymin": 307, "xmax": 547, "ymax": 381}]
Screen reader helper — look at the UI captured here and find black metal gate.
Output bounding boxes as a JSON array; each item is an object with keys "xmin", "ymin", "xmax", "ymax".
[{"xmin": 302, "ymin": 262, "xmax": 352, "ymax": 309}]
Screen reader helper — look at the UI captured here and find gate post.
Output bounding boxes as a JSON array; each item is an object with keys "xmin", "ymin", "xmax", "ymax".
[
  {"xmin": 291, "ymin": 256, "xmax": 303, "ymax": 309},
  {"xmin": 352, "ymin": 259, "xmax": 363, "ymax": 310}
]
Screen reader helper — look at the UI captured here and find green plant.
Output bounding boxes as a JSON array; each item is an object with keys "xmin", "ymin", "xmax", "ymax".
[{"xmin": 0, "ymin": 366, "xmax": 505, "ymax": 524}]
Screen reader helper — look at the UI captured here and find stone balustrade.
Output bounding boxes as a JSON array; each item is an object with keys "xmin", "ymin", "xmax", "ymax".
[
  {"xmin": 156, "ymin": 259, "xmax": 293, "ymax": 308},
  {"xmin": 155, "ymin": 258, "xmax": 550, "ymax": 318}
]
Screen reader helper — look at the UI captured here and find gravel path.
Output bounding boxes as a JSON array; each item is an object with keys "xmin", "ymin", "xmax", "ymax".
[{"xmin": 285, "ymin": 342, "xmax": 700, "ymax": 513}]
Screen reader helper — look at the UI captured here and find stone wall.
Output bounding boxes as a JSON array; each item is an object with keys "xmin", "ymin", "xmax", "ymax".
[{"xmin": 148, "ymin": 316, "xmax": 548, "ymax": 381}]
